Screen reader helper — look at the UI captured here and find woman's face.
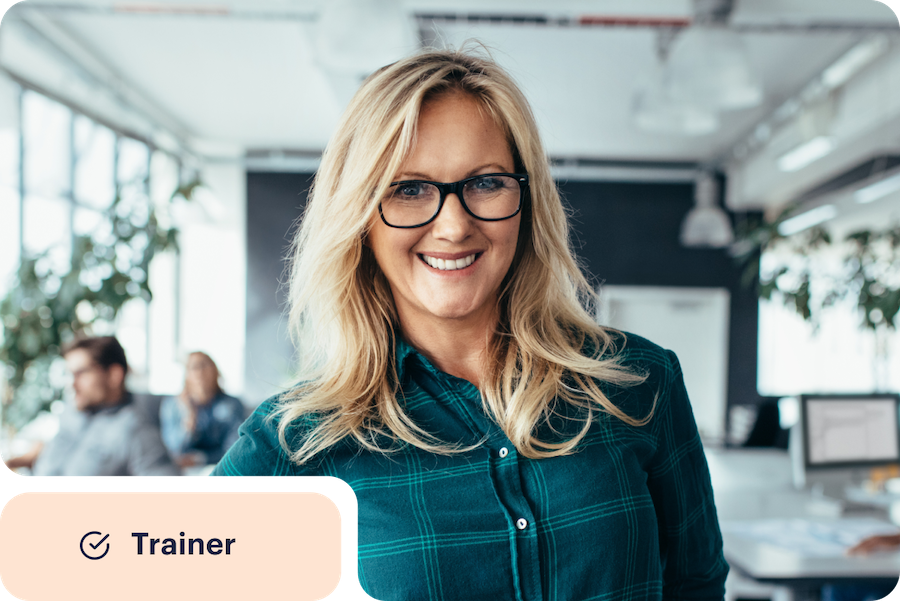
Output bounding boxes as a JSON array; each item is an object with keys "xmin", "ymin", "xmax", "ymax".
[
  {"xmin": 185, "ymin": 353, "xmax": 218, "ymax": 404},
  {"xmin": 367, "ymin": 92, "xmax": 521, "ymax": 332}
]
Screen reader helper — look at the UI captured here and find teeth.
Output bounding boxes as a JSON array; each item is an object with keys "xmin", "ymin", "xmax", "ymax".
[{"xmin": 422, "ymin": 253, "xmax": 477, "ymax": 271}]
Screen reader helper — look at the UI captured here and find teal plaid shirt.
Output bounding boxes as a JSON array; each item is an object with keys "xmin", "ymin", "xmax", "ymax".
[{"xmin": 213, "ymin": 333, "xmax": 728, "ymax": 600}]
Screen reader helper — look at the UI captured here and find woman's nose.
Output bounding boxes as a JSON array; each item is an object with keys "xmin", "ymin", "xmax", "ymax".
[{"xmin": 430, "ymin": 193, "xmax": 474, "ymax": 241}]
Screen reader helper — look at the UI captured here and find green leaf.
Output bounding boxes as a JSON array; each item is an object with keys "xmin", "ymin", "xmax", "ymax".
[{"xmin": 1, "ymin": 170, "xmax": 182, "ymax": 430}]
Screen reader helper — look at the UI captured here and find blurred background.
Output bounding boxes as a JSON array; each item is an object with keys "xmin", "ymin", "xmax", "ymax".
[
  {"xmin": 0, "ymin": 0, "xmax": 900, "ymax": 601},
  {"xmin": 2, "ymin": 0, "xmax": 900, "ymax": 597}
]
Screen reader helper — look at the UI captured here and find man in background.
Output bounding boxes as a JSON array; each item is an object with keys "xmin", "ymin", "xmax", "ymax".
[{"xmin": 4, "ymin": 336, "xmax": 179, "ymax": 476}]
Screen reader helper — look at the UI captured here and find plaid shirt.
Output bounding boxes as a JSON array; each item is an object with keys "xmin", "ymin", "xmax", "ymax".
[{"xmin": 213, "ymin": 333, "xmax": 728, "ymax": 600}]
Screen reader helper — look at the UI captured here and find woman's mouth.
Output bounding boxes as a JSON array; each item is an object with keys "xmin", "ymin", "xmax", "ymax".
[{"xmin": 419, "ymin": 253, "xmax": 479, "ymax": 271}]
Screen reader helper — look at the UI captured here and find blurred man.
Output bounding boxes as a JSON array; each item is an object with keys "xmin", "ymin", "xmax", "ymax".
[{"xmin": 4, "ymin": 336, "xmax": 179, "ymax": 476}]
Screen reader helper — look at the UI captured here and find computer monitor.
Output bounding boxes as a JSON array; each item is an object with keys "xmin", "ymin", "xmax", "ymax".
[
  {"xmin": 788, "ymin": 393, "xmax": 900, "ymax": 500},
  {"xmin": 801, "ymin": 394, "xmax": 900, "ymax": 471}
]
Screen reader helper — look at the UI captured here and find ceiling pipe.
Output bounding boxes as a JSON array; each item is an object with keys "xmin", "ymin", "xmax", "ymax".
[{"xmin": 13, "ymin": 3, "xmax": 900, "ymax": 32}]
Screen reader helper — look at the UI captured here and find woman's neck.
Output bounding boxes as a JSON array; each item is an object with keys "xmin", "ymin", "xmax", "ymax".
[
  {"xmin": 186, "ymin": 387, "xmax": 217, "ymax": 406},
  {"xmin": 399, "ymin": 313, "xmax": 496, "ymax": 389}
]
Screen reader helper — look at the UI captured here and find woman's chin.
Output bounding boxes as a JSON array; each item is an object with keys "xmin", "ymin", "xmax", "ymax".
[{"xmin": 415, "ymin": 298, "xmax": 494, "ymax": 324}]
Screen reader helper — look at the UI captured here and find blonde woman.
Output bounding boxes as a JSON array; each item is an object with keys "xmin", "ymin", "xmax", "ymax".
[
  {"xmin": 214, "ymin": 49, "xmax": 728, "ymax": 600},
  {"xmin": 160, "ymin": 351, "xmax": 244, "ymax": 468}
]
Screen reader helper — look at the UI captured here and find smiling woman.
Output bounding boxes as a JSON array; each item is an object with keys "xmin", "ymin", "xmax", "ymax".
[
  {"xmin": 213, "ymin": 48, "xmax": 728, "ymax": 601},
  {"xmin": 366, "ymin": 93, "xmax": 523, "ymax": 383}
]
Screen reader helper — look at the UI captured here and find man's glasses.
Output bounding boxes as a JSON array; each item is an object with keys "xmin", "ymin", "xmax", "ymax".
[
  {"xmin": 70, "ymin": 364, "xmax": 103, "ymax": 380},
  {"xmin": 379, "ymin": 173, "xmax": 528, "ymax": 228}
]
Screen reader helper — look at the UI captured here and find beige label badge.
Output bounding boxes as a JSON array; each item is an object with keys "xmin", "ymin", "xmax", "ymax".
[{"xmin": 0, "ymin": 493, "xmax": 341, "ymax": 601}]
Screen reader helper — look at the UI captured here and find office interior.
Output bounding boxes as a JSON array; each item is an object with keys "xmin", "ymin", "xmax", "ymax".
[{"xmin": 1, "ymin": 0, "xmax": 900, "ymax": 599}]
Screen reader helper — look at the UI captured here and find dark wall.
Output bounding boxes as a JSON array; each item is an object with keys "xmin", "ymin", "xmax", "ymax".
[
  {"xmin": 558, "ymin": 180, "xmax": 761, "ymax": 410},
  {"xmin": 245, "ymin": 173, "xmax": 761, "ymax": 411},
  {"xmin": 244, "ymin": 172, "xmax": 314, "ymax": 404}
]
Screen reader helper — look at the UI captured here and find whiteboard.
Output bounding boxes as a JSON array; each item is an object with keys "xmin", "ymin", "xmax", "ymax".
[{"xmin": 596, "ymin": 286, "xmax": 730, "ymax": 442}]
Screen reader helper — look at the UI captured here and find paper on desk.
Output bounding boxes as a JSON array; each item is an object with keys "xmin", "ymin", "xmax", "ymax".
[{"xmin": 722, "ymin": 518, "xmax": 900, "ymax": 557}]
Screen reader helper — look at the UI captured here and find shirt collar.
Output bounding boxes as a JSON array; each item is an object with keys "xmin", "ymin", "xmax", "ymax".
[
  {"xmin": 395, "ymin": 336, "xmax": 418, "ymax": 381},
  {"xmin": 395, "ymin": 334, "xmax": 454, "ymax": 384},
  {"xmin": 85, "ymin": 391, "xmax": 132, "ymax": 416}
]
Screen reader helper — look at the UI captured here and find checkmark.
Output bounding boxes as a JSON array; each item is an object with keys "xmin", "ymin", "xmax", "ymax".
[{"xmin": 90, "ymin": 534, "xmax": 109, "ymax": 549}]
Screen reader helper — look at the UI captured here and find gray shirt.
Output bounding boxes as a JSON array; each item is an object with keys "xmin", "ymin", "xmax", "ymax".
[{"xmin": 33, "ymin": 394, "xmax": 180, "ymax": 476}]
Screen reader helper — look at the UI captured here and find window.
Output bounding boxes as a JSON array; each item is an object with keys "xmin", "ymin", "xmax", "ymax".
[
  {"xmin": 0, "ymin": 79, "xmax": 19, "ymax": 299},
  {"xmin": 0, "ymin": 74, "xmax": 181, "ymax": 415},
  {"xmin": 757, "ymin": 233, "xmax": 900, "ymax": 396},
  {"xmin": 758, "ymin": 298, "xmax": 900, "ymax": 395}
]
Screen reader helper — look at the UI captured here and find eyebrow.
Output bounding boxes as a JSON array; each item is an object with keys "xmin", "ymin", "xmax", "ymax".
[{"xmin": 395, "ymin": 163, "xmax": 511, "ymax": 181}]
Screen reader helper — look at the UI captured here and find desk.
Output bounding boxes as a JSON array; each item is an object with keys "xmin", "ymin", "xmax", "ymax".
[
  {"xmin": 706, "ymin": 448, "xmax": 900, "ymax": 601},
  {"xmin": 722, "ymin": 525, "xmax": 900, "ymax": 600}
]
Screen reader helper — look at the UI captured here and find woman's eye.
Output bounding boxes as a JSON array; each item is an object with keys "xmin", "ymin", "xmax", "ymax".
[
  {"xmin": 394, "ymin": 183, "xmax": 425, "ymax": 198},
  {"xmin": 473, "ymin": 177, "xmax": 502, "ymax": 190}
]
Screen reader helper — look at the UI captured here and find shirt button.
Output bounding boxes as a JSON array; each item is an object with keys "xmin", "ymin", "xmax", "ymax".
[
  {"xmin": 499, "ymin": 447, "xmax": 509, "ymax": 458},
  {"xmin": 516, "ymin": 518, "xmax": 528, "ymax": 530}
]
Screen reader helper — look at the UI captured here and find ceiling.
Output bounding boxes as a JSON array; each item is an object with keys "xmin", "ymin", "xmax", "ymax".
[{"xmin": 2, "ymin": 0, "xmax": 900, "ymax": 210}]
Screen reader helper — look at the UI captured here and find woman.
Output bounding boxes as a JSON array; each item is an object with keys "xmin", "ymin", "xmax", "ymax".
[
  {"xmin": 160, "ymin": 351, "xmax": 244, "ymax": 468},
  {"xmin": 214, "ymin": 48, "xmax": 728, "ymax": 600}
]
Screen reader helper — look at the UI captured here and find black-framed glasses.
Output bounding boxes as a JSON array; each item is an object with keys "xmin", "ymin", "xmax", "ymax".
[{"xmin": 379, "ymin": 173, "xmax": 528, "ymax": 228}]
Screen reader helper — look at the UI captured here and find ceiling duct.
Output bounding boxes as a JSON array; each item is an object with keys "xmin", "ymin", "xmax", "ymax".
[{"xmin": 791, "ymin": 154, "xmax": 900, "ymax": 205}]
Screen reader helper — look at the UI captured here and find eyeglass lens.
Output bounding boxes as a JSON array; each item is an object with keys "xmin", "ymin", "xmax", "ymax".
[{"xmin": 382, "ymin": 174, "xmax": 521, "ymax": 227}]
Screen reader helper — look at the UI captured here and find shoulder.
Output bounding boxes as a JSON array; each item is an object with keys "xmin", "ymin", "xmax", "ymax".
[
  {"xmin": 608, "ymin": 330, "xmax": 679, "ymax": 382},
  {"xmin": 211, "ymin": 393, "xmax": 308, "ymax": 476},
  {"xmin": 597, "ymin": 330, "xmax": 683, "ymax": 422},
  {"xmin": 229, "ymin": 394, "xmax": 282, "ymax": 444},
  {"xmin": 214, "ymin": 392, "xmax": 242, "ymax": 404},
  {"xmin": 212, "ymin": 393, "xmax": 246, "ymax": 419},
  {"xmin": 116, "ymin": 401, "xmax": 151, "ymax": 428},
  {"xmin": 610, "ymin": 330, "xmax": 673, "ymax": 371}
]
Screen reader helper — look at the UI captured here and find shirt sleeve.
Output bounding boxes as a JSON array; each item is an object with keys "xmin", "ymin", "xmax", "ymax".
[
  {"xmin": 646, "ymin": 349, "xmax": 729, "ymax": 601},
  {"xmin": 211, "ymin": 398, "xmax": 303, "ymax": 476},
  {"xmin": 127, "ymin": 417, "xmax": 182, "ymax": 476}
]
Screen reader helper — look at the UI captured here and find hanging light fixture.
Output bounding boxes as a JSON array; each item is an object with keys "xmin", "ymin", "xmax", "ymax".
[
  {"xmin": 680, "ymin": 171, "xmax": 735, "ymax": 248},
  {"xmin": 314, "ymin": 0, "xmax": 417, "ymax": 76},
  {"xmin": 667, "ymin": 25, "xmax": 763, "ymax": 111},
  {"xmin": 633, "ymin": 60, "xmax": 720, "ymax": 136},
  {"xmin": 632, "ymin": 28, "xmax": 719, "ymax": 136}
]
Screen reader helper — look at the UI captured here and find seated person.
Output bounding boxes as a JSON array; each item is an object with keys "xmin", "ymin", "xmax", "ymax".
[
  {"xmin": 159, "ymin": 352, "xmax": 244, "ymax": 468},
  {"xmin": 847, "ymin": 532, "xmax": 900, "ymax": 555},
  {"xmin": 4, "ymin": 336, "xmax": 179, "ymax": 476},
  {"xmin": 817, "ymin": 533, "xmax": 900, "ymax": 601}
]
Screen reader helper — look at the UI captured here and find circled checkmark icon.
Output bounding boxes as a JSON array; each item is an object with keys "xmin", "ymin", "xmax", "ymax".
[{"xmin": 80, "ymin": 531, "xmax": 110, "ymax": 560}]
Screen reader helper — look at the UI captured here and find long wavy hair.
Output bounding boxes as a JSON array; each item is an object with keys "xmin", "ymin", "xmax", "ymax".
[{"xmin": 278, "ymin": 47, "xmax": 649, "ymax": 464}]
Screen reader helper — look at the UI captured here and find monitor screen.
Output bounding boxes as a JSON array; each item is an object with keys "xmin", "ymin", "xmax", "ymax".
[{"xmin": 802, "ymin": 395, "xmax": 900, "ymax": 469}]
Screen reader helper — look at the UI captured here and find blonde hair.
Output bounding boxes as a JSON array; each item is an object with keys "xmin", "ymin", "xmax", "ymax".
[{"xmin": 279, "ymin": 47, "xmax": 649, "ymax": 464}]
